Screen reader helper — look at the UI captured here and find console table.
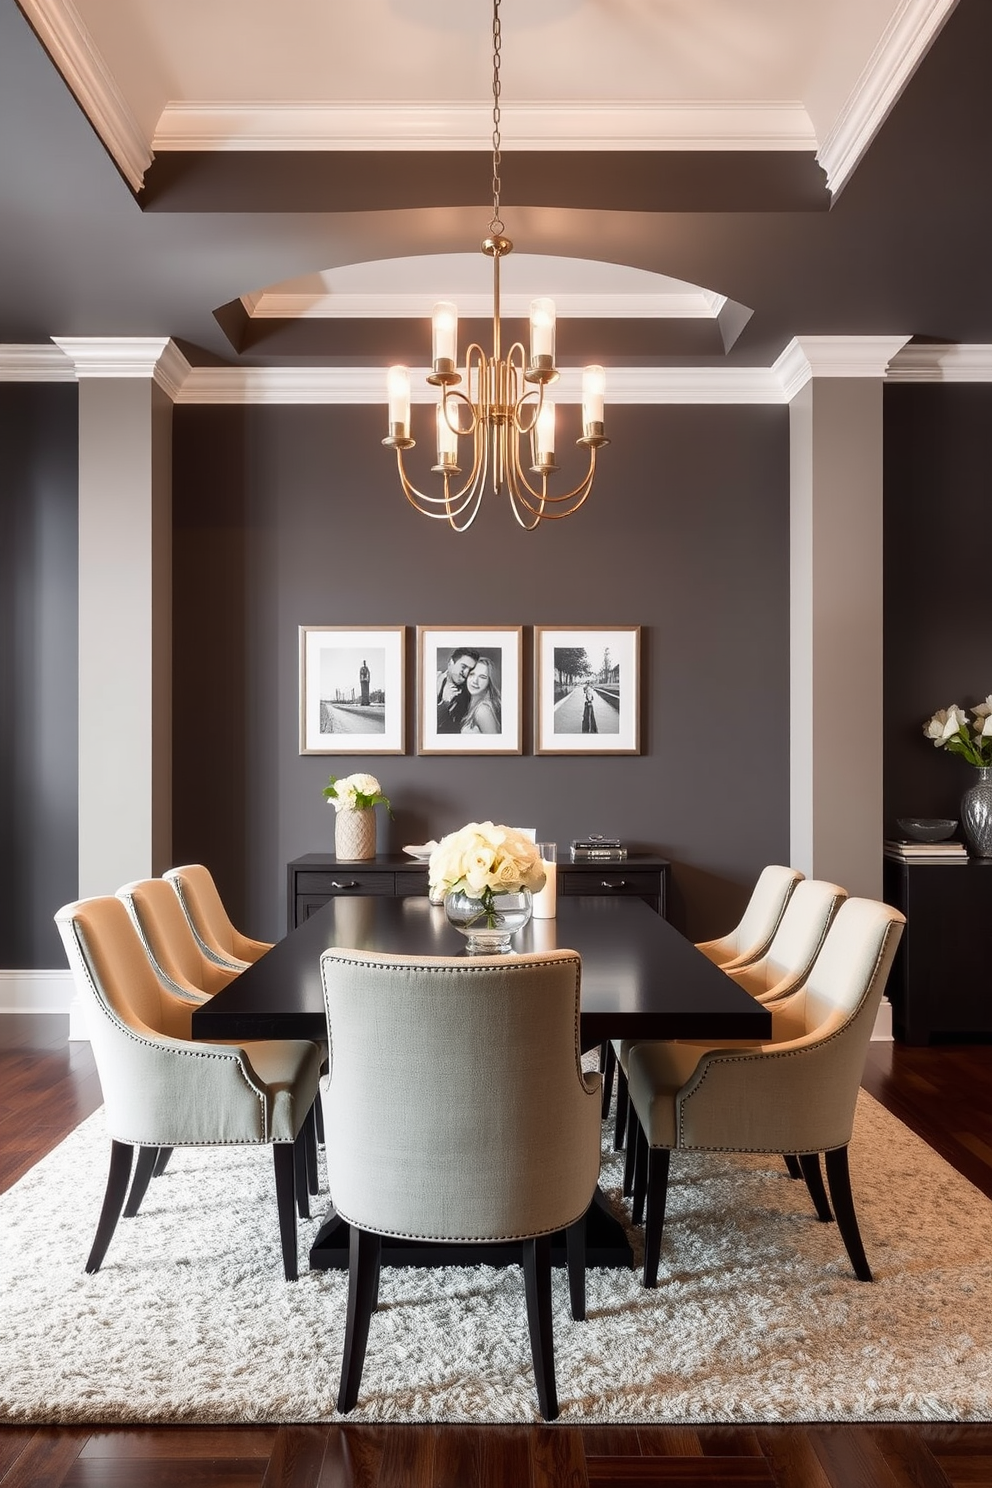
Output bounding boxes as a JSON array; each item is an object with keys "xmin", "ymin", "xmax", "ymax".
[
  {"xmin": 287, "ymin": 851, "xmax": 670, "ymax": 931},
  {"xmin": 883, "ymin": 856, "xmax": 992, "ymax": 1044}
]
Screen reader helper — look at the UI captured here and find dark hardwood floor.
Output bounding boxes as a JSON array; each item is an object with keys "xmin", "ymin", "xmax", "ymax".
[{"xmin": 2, "ymin": 1013, "xmax": 990, "ymax": 1488}]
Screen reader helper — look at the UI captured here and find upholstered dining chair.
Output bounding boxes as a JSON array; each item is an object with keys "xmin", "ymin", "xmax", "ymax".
[
  {"xmin": 625, "ymin": 896, "xmax": 905, "ymax": 1288},
  {"xmin": 319, "ymin": 947, "xmax": 603, "ymax": 1421},
  {"xmin": 695, "ymin": 864, "xmax": 805, "ymax": 971},
  {"xmin": 117, "ymin": 877, "xmax": 239, "ymax": 1001},
  {"xmin": 164, "ymin": 863, "xmax": 273, "ymax": 971},
  {"xmin": 55, "ymin": 896, "xmax": 322, "ymax": 1281},
  {"xmin": 723, "ymin": 878, "xmax": 847, "ymax": 1004}
]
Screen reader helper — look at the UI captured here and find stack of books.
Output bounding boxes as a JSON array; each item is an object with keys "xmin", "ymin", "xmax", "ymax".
[
  {"xmin": 570, "ymin": 836, "xmax": 627, "ymax": 862},
  {"xmin": 883, "ymin": 838, "xmax": 968, "ymax": 865}
]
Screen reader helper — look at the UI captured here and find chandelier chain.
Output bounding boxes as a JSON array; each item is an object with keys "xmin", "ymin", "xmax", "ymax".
[{"xmin": 489, "ymin": 0, "xmax": 503, "ymax": 237}]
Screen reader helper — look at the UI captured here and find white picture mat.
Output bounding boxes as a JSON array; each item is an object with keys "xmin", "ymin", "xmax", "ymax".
[
  {"xmin": 535, "ymin": 626, "xmax": 640, "ymax": 754},
  {"xmin": 418, "ymin": 626, "xmax": 522, "ymax": 754},
  {"xmin": 300, "ymin": 626, "xmax": 405, "ymax": 754}
]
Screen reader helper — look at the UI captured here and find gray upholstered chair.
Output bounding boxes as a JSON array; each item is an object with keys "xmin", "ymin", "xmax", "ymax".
[
  {"xmin": 319, "ymin": 947, "xmax": 602, "ymax": 1421},
  {"xmin": 164, "ymin": 863, "xmax": 273, "ymax": 971},
  {"xmin": 625, "ymin": 897, "xmax": 905, "ymax": 1287},
  {"xmin": 695, "ymin": 864, "xmax": 805, "ymax": 971},
  {"xmin": 54, "ymin": 896, "xmax": 322, "ymax": 1281},
  {"xmin": 724, "ymin": 878, "xmax": 847, "ymax": 1004},
  {"xmin": 117, "ymin": 877, "xmax": 239, "ymax": 1001}
]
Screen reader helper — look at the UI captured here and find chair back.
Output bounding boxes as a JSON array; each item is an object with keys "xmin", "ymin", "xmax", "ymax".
[
  {"xmin": 729, "ymin": 878, "xmax": 846, "ymax": 1001},
  {"xmin": 679, "ymin": 897, "xmax": 905, "ymax": 1154},
  {"xmin": 319, "ymin": 948, "xmax": 602, "ymax": 1243},
  {"xmin": 697, "ymin": 864, "xmax": 803, "ymax": 968},
  {"xmin": 164, "ymin": 864, "xmax": 271, "ymax": 965},
  {"xmin": 118, "ymin": 878, "xmax": 236, "ymax": 999}
]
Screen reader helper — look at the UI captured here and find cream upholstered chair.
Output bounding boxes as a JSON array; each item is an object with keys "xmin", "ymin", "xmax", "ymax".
[
  {"xmin": 695, "ymin": 864, "xmax": 804, "ymax": 971},
  {"xmin": 319, "ymin": 947, "xmax": 602, "ymax": 1421},
  {"xmin": 724, "ymin": 878, "xmax": 847, "ymax": 1004},
  {"xmin": 626, "ymin": 897, "xmax": 905, "ymax": 1288},
  {"xmin": 164, "ymin": 864, "xmax": 273, "ymax": 971},
  {"xmin": 55, "ymin": 896, "xmax": 322, "ymax": 1281},
  {"xmin": 117, "ymin": 878, "xmax": 239, "ymax": 1001}
]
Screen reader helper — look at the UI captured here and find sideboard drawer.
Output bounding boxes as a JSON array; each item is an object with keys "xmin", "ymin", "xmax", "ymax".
[
  {"xmin": 560, "ymin": 869, "xmax": 659, "ymax": 899},
  {"xmin": 294, "ymin": 871, "xmax": 397, "ymax": 898}
]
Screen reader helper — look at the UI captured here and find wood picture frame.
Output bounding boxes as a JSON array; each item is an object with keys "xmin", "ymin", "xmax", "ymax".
[
  {"xmin": 534, "ymin": 625, "xmax": 640, "ymax": 754},
  {"xmin": 418, "ymin": 626, "xmax": 523, "ymax": 754},
  {"xmin": 299, "ymin": 625, "xmax": 405, "ymax": 754}
]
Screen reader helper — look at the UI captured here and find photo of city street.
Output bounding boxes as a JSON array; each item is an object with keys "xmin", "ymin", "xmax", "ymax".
[
  {"xmin": 552, "ymin": 644, "xmax": 621, "ymax": 735},
  {"xmin": 319, "ymin": 647, "xmax": 386, "ymax": 734}
]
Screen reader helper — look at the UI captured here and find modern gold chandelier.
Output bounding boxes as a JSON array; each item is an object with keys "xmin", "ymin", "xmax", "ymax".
[{"xmin": 382, "ymin": 0, "xmax": 609, "ymax": 531}]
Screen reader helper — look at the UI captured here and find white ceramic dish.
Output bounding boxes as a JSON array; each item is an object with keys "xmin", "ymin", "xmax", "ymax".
[{"xmin": 402, "ymin": 842, "xmax": 437, "ymax": 860}]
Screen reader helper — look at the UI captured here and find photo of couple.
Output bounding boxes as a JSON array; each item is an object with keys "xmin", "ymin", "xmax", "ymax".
[
  {"xmin": 436, "ymin": 646, "xmax": 502, "ymax": 735},
  {"xmin": 418, "ymin": 627, "xmax": 522, "ymax": 755}
]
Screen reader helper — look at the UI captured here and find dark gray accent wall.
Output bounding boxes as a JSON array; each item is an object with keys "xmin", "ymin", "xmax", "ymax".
[
  {"xmin": 172, "ymin": 402, "xmax": 791, "ymax": 942},
  {"xmin": 884, "ymin": 384, "xmax": 992, "ymax": 830},
  {"xmin": 0, "ymin": 383, "xmax": 78, "ymax": 966}
]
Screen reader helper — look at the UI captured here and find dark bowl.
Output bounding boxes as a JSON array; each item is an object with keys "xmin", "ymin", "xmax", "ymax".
[{"xmin": 896, "ymin": 817, "xmax": 958, "ymax": 843}]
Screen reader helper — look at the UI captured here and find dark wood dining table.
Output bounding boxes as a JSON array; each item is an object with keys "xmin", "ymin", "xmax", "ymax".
[{"xmin": 192, "ymin": 894, "xmax": 771, "ymax": 1270}]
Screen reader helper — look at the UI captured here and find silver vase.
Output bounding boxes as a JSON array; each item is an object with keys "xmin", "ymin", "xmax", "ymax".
[{"xmin": 961, "ymin": 766, "xmax": 992, "ymax": 858}]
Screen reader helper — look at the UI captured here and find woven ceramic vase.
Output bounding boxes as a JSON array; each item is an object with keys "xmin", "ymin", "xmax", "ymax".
[{"xmin": 335, "ymin": 807, "xmax": 376, "ymax": 861}]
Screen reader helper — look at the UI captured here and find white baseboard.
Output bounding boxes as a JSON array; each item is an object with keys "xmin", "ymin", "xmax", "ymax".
[
  {"xmin": 0, "ymin": 969, "xmax": 75, "ymax": 1015},
  {"xmin": 872, "ymin": 997, "xmax": 893, "ymax": 1041}
]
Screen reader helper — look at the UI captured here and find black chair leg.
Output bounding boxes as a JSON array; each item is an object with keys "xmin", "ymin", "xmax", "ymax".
[
  {"xmin": 824, "ymin": 1145, "xmax": 873, "ymax": 1281},
  {"xmin": 272, "ymin": 1142, "xmax": 299, "ymax": 1282},
  {"xmin": 338, "ymin": 1226, "xmax": 382, "ymax": 1413},
  {"xmin": 522, "ymin": 1233, "xmax": 558, "ymax": 1421},
  {"xmin": 783, "ymin": 1154, "xmax": 802, "ymax": 1179},
  {"xmin": 600, "ymin": 1040, "xmax": 616, "ymax": 1119},
  {"xmin": 631, "ymin": 1120, "xmax": 648, "ymax": 1226},
  {"xmin": 622, "ymin": 1099, "xmax": 639, "ymax": 1197},
  {"xmin": 304, "ymin": 1103, "xmax": 320, "ymax": 1195},
  {"xmin": 314, "ymin": 1095, "xmax": 325, "ymax": 1146},
  {"xmin": 613, "ymin": 1065, "xmax": 629, "ymax": 1152},
  {"xmin": 564, "ymin": 1215, "xmax": 586, "ymax": 1321},
  {"xmin": 123, "ymin": 1145, "xmax": 159, "ymax": 1218},
  {"xmin": 85, "ymin": 1140, "xmax": 134, "ymax": 1273},
  {"xmin": 642, "ymin": 1147, "xmax": 672, "ymax": 1289},
  {"xmin": 797, "ymin": 1152, "xmax": 833, "ymax": 1222},
  {"xmin": 293, "ymin": 1127, "xmax": 311, "ymax": 1220}
]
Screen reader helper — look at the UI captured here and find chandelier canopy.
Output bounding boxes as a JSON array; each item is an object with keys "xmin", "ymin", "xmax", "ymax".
[{"xmin": 382, "ymin": 0, "xmax": 609, "ymax": 531}]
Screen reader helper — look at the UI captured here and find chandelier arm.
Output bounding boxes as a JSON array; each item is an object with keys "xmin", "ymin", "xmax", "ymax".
[
  {"xmin": 506, "ymin": 444, "xmax": 600, "ymax": 518},
  {"xmin": 395, "ymin": 447, "xmax": 485, "ymax": 525},
  {"xmin": 441, "ymin": 386, "xmax": 478, "ymax": 438}
]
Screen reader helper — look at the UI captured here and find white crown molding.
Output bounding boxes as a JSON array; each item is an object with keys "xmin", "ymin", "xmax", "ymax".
[
  {"xmin": 153, "ymin": 100, "xmax": 817, "ymax": 154},
  {"xmin": 17, "ymin": 0, "xmax": 153, "ymax": 192},
  {"xmin": 886, "ymin": 342, "xmax": 992, "ymax": 380},
  {"xmin": 0, "ymin": 343, "xmax": 74, "ymax": 381},
  {"xmin": 176, "ymin": 363, "xmax": 785, "ymax": 406},
  {"xmin": 243, "ymin": 289, "xmax": 727, "ymax": 322},
  {"xmin": 774, "ymin": 335, "xmax": 913, "ymax": 399},
  {"xmin": 817, "ymin": 0, "xmax": 958, "ymax": 196},
  {"xmin": 50, "ymin": 337, "xmax": 192, "ymax": 397}
]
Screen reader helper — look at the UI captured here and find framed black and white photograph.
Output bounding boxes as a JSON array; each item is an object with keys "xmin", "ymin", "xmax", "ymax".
[
  {"xmin": 534, "ymin": 626, "xmax": 640, "ymax": 754},
  {"xmin": 418, "ymin": 626, "xmax": 522, "ymax": 754},
  {"xmin": 299, "ymin": 625, "xmax": 405, "ymax": 754}
]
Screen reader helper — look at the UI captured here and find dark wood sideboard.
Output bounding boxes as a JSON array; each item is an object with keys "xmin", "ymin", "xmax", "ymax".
[
  {"xmin": 287, "ymin": 852, "xmax": 671, "ymax": 931},
  {"xmin": 883, "ymin": 856, "xmax": 992, "ymax": 1044}
]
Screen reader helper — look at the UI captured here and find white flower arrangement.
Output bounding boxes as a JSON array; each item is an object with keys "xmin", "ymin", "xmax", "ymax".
[
  {"xmin": 322, "ymin": 772, "xmax": 392, "ymax": 813},
  {"xmin": 428, "ymin": 821, "xmax": 546, "ymax": 904},
  {"xmin": 923, "ymin": 697, "xmax": 992, "ymax": 768}
]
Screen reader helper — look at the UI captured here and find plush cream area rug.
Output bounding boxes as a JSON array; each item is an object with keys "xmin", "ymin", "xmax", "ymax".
[{"xmin": 2, "ymin": 1091, "xmax": 990, "ymax": 1425}]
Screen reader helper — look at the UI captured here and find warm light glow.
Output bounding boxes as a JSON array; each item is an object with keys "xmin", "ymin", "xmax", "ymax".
[
  {"xmin": 535, "ymin": 400, "xmax": 556, "ymax": 463},
  {"xmin": 582, "ymin": 364, "xmax": 606, "ymax": 430},
  {"xmin": 436, "ymin": 401, "xmax": 459, "ymax": 462},
  {"xmin": 432, "ymin": 302, "xmax": 458, "ymax": 367},
  {"xmin": 387, "ymin": 365, "xmax": 410, "ymax": 435},
  {"xmin": 530, "ymin": 298, "xmax": 556, "ymax": 363}
]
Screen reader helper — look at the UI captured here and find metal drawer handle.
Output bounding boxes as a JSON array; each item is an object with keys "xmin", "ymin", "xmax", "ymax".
[
  {"xmin": 330, "ymin": 880, "xmax": 360, "ymax": 890},
  {"xmin": 600, "ymin": 880, "xmax": 628, "ymax": 890}
]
